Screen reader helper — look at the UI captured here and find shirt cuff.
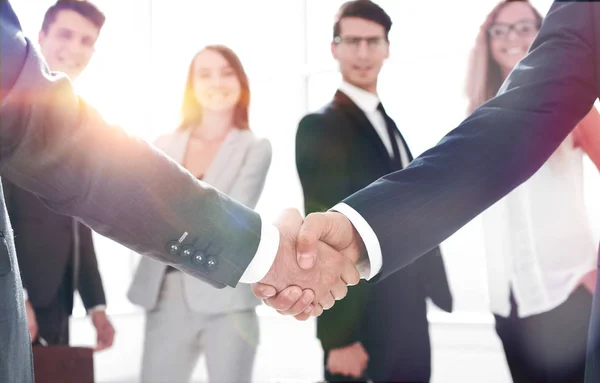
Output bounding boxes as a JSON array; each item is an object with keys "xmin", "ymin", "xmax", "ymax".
[
  {"xmin": 23, "ymin": 288, "xmax": 28, "ymax": 301},
  {"xmin": 330, "ymin": 203, "xmax": 382, "ymax": 280},
  {"xmin": 238, "ymin": 221, "xmax": 280, "ymax": 284},
  {"xmin": 87, "ymin": 305, "xmax": 106, "ymax": 315}
]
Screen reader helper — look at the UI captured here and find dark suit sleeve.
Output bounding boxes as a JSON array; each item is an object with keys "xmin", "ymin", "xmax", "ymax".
[
  {"xmin": 296, "ymin": 114, "xmax": 353, "ymax": 212},
  {"xmin": 296, "ymin": 113, "xmax": 367, "ymax": 350},
  {"xmin": 416, "ymin": 247, "xmax": 452, "ymax": 313},
  {"xmin": 343, "ymin": 1, "xmax": 598, "ymax": 282},
  {"xmin": 77, "ymin": 224, "xmax": 106, "ymax": 310},
  {"xmin": 0, "ymin": 2, "xmax": 260, "ymax": 288}
]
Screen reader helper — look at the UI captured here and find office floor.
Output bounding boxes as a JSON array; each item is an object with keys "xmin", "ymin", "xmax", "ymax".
[{"xmin": 70, "ymin": 308, "xmax": 512, "ymax": 383}]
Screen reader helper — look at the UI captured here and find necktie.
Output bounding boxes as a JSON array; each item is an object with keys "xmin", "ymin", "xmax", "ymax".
[{"xmin": 377, "ymin": 103, "xmax": 403, "ymax": 169}]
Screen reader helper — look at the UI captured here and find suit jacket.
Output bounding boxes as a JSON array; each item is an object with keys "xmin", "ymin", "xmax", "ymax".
[
  {"xmin": 2, "ymin": 178, "xmax": 106, "ymax": 312},
  {"xmin": 0, "ymin": 1, "xmax": 263, "ymax": 381},
  {"xmin": 336, "ymin": 2, "xmax": 600, "ymax": 381},
  {"xmin": 296, "ymin": 91, "xmax": 452, "ymax": 380},
  {"xmin": 128, "ymin": 128, "xmax": 271, "ymax": 313}
]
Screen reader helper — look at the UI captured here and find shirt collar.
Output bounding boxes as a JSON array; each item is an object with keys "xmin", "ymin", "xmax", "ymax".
[{"xmin": 339, "ymin": 81, "xmax": 380, "ymax": 114}]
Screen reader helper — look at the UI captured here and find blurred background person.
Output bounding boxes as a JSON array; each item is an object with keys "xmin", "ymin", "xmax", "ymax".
[
  {"xmin": 127, "ymin": 45, "xmax": 271, "ymax": 383},
  {"xmin": 2, "ymin": 0, "xmax": 115, "ymax": 351},
  {"xmin": 296, "ymin": 1, "xmax": 452, "ymax": 381},
  {"xmin": 466, "ymin": 1, "xmax": 600, "ymax": 382}
]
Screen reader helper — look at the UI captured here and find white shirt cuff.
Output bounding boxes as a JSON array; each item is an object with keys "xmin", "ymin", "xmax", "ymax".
[
  {"xmin": 23, "ymin": 288, "xmax": 28, "ymax": 301},
  {"xmin": 87, "ymin": 305, "xmax": 106, "ymax": 315},
  {"xmin": 331, "ymin": 203, "xmax": 383, "ymax": 280},
  {"xmin": 238, "ymin": 221, "xmax": 280, "ymax": 284}
]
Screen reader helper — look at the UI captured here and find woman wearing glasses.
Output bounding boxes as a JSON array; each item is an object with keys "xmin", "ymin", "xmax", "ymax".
[{"xmin": 466, "ymin": 1, "xmax": 600, "ymax": 382}]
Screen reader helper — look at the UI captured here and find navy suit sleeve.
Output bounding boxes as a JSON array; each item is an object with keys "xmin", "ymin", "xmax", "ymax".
[
  {"xmin": 343, "ymin": 1, "xmax": 598, "ymax": 281},
  {"xmin": 77, "ymin": 224, "xmax": 107, "ymax": 310}
]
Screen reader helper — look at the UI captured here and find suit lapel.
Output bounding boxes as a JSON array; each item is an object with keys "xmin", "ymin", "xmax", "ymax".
[
  {"xmin": 333, "ymin": 91, "xmax": 390, "ymax": 162},
  {"xmin": 160, "ymin": 129, "xmax": 247, "ymax": 191}
]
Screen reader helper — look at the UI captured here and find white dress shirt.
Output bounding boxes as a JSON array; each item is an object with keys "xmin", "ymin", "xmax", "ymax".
[
  {"xmin": 482, "ymin": 135, "xmax": 597, "ymax": 318},
  {"xmin": 238, "ymin": 82, "xmax": 400, "ymax": 284}
]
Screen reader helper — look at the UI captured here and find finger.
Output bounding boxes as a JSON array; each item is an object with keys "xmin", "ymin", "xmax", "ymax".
[
  {"xmin": 276, "ymin": 289, "xmax": 315, "ymax": 316},
  {"xmin": 341, "ymin": 258, "xmax": 360, "ymax": 286},
  {"xmin": 309, "ymin": 302, "xmax": 323, "ymax": 317},
  {"xmin": 251, "ymin": 283, "xmax": 276, "ymax": 299},
  {"xmin": 264, "ymin": 286, "xmax": 302, "ymax": 312},
  {"xmin": 319, "ymin": 292, "xmax": 336, "ymax": 310},
  {"xmin": 330, "ymin": 280, "xmax": 348, "ymax": 301},
  {"xmin": 292, "ymin": 306, "xmax": 313, "ymax": 321}
]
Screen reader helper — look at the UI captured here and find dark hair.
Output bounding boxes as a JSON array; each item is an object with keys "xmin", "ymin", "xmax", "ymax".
[
  {"xmin": 333, "ymin": 0, "xmax": 392, "ymax": 41},
  {"xmin": 179, "ymin": 45, "xmax": 251, "ymax": 131},
  {"xmin": 41, "ymin": 0, "xmax": 106, "ymax": 33}
]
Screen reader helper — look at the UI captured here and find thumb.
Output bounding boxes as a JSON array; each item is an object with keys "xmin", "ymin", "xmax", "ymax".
[{"xmin": 296, "ymin": 214, "xmax": 330, "ymax": 270}]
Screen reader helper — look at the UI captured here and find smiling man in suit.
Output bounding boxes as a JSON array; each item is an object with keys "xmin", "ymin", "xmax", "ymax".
[{"xmin": 295, "ymin": 1, "xmax": 452, "ymax": 382}]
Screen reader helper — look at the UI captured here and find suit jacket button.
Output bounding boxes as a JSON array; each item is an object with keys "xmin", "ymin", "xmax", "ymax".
[
  {"xmin": 192, "ymin": 251, "xmax": 205, "ymax": 265},
  {"xmin": 166, "ymin": 241, "xmax": 180, "ymax": 255},
  {"xmin": 206, "ymin": 256, "xmax": 218, "ymax": 271},
  {"xmin": 180, "ymin": 245, "xmax": 194, "ymax": 258}
]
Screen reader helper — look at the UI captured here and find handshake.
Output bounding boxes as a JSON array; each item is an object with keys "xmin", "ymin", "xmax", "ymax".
[{"xmin": 251, "ymin": 209, "xmax": 366, "ymax": 321}]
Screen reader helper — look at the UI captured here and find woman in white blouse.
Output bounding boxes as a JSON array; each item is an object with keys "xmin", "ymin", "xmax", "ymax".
[{"xmin": 466, "ymin": 1, "xmax": 600, "ymax": 382}]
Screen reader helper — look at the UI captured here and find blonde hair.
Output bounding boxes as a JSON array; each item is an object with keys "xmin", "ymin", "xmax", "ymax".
[{"xmin": 465, "ymin": 0, "xmax": 542, "ymax": 114}]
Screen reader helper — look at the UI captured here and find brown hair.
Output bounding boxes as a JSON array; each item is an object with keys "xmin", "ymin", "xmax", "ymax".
[
  {"xmin": 41, "ymin": 0, "xmax": 105, "ymax": 33},
  {"xmin": 333, "ymin": 0, "xmax": 392, "ymax": 41},
  {"xmin": 465, "ymin": 0, "xmax": 542, "ymax": 114},
  {"xmin": 179, "ymin": 45, "xmax": 250, "ymax": 131}
]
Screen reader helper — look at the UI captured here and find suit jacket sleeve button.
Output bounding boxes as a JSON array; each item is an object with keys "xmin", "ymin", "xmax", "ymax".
[
  {"xmin": 180, "ymin": 245, "xmax": 194, "ymax": 258},
  {"xmin": 166, "ymin": 241, "xmax": 180, "ymax": 255},
  {"xmin": 206, "ymin": 256, "xmax": 218, "ymax": 271},
  {"xmin": 192, "ymin": 251, "xmax": 206, "ymax": 265}
]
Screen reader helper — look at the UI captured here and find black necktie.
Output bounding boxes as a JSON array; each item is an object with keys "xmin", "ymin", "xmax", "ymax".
[{"xmin": 377, "ymin": 103, "xmax": 403, "ymax": 169}]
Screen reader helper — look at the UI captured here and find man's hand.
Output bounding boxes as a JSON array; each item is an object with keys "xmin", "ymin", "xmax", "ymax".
[
  {"xmin": 25, "ymin": 300, "xmax": 38, "ymax": 342},
  {"xmin": 91, "ymin": 310, "xmax": 115, "ymax": 352},
  {"xmin": 327, "ymin": 342, "xmax": 369, "ymax": 378},
  {"xmin": 256, "ymin": 209, "xmax": 360, "ymax": 314},
  {"xmin": 253, "ymin": 212, "xmax": 365, "ymax": 319}
]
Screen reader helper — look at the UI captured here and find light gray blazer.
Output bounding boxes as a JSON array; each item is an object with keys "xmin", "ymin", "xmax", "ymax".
[{"xmin": 127, "ymin": 128, "xmax": 271, "ymax": 313}]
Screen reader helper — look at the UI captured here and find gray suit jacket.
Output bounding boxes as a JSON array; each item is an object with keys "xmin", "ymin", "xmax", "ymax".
[
  {"xmin": 0, "ymin": 2, "xmax": 263, "ymax": 381},
  {"xmin": 128, "ymin": 128, "xmax": 271, "ymax": 313}
]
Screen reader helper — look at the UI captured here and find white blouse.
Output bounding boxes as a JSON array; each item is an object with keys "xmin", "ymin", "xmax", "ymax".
[{"xmin": 482, "ymin": 134, "xmax": 597, "ymax": 318}]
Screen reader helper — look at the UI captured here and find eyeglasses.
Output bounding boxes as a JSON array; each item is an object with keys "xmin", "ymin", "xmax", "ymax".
[
  {"xmin": 333, "ymin": 36, "xmax": 386, "ymax": 51},
  {"xmin": 487, "ymin": 20, "xmax": 540, "ymax": 39}
]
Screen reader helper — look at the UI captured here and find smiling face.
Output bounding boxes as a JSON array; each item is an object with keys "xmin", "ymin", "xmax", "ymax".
[
  {"xmin": 38, "ymin": 9, "xmax": 100, "ymax": 80},
  {"xmin": 489, "ymin": 2, "xmax": 540, "ymax": 77},
  {"xmin": 191, "ymin": 49, "xmax": 242, "ymax": 114},
  {"xmin": 331, "ymin": 17, "xmax": 389, "ymax": 93}
]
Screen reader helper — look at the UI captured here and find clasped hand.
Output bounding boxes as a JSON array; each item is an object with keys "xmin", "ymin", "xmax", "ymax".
[{"xmin": 251, "ymin": 208, "xmax": 365, "ymax": 321}]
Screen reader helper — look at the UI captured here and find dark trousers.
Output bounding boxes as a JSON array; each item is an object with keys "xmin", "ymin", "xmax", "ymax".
[
  {"xmin": 33, "ymin": 272, "xmax": 71, "ymax": 345},
  {"xmin": 495, "ymin": 286, "xmax": 593, "ymax": 383},
  {"xmin": 323, "ymin": 351, "xmax": 428, "ymax": 383}
]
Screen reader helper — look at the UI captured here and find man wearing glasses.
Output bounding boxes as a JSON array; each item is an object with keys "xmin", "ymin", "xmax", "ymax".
[{"xmin": 294, "ymin": 1, "xmax": 452, "ymax": 381}]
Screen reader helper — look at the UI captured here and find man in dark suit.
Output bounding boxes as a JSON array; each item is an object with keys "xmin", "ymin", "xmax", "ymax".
[
  {"xmin": 256, "ymin": 1, "xmax": 600, "ymax": 382},
  {"xmin": 0, "ymin": 0, "xmax": 360, "ymax": 381},
  {"xmin": 2, "ymin": 0, "xmax": 114, "ymax": 350},
  {"xmin": 296, "ymin": 2, "xmax": 452, "ymax": 381}
]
